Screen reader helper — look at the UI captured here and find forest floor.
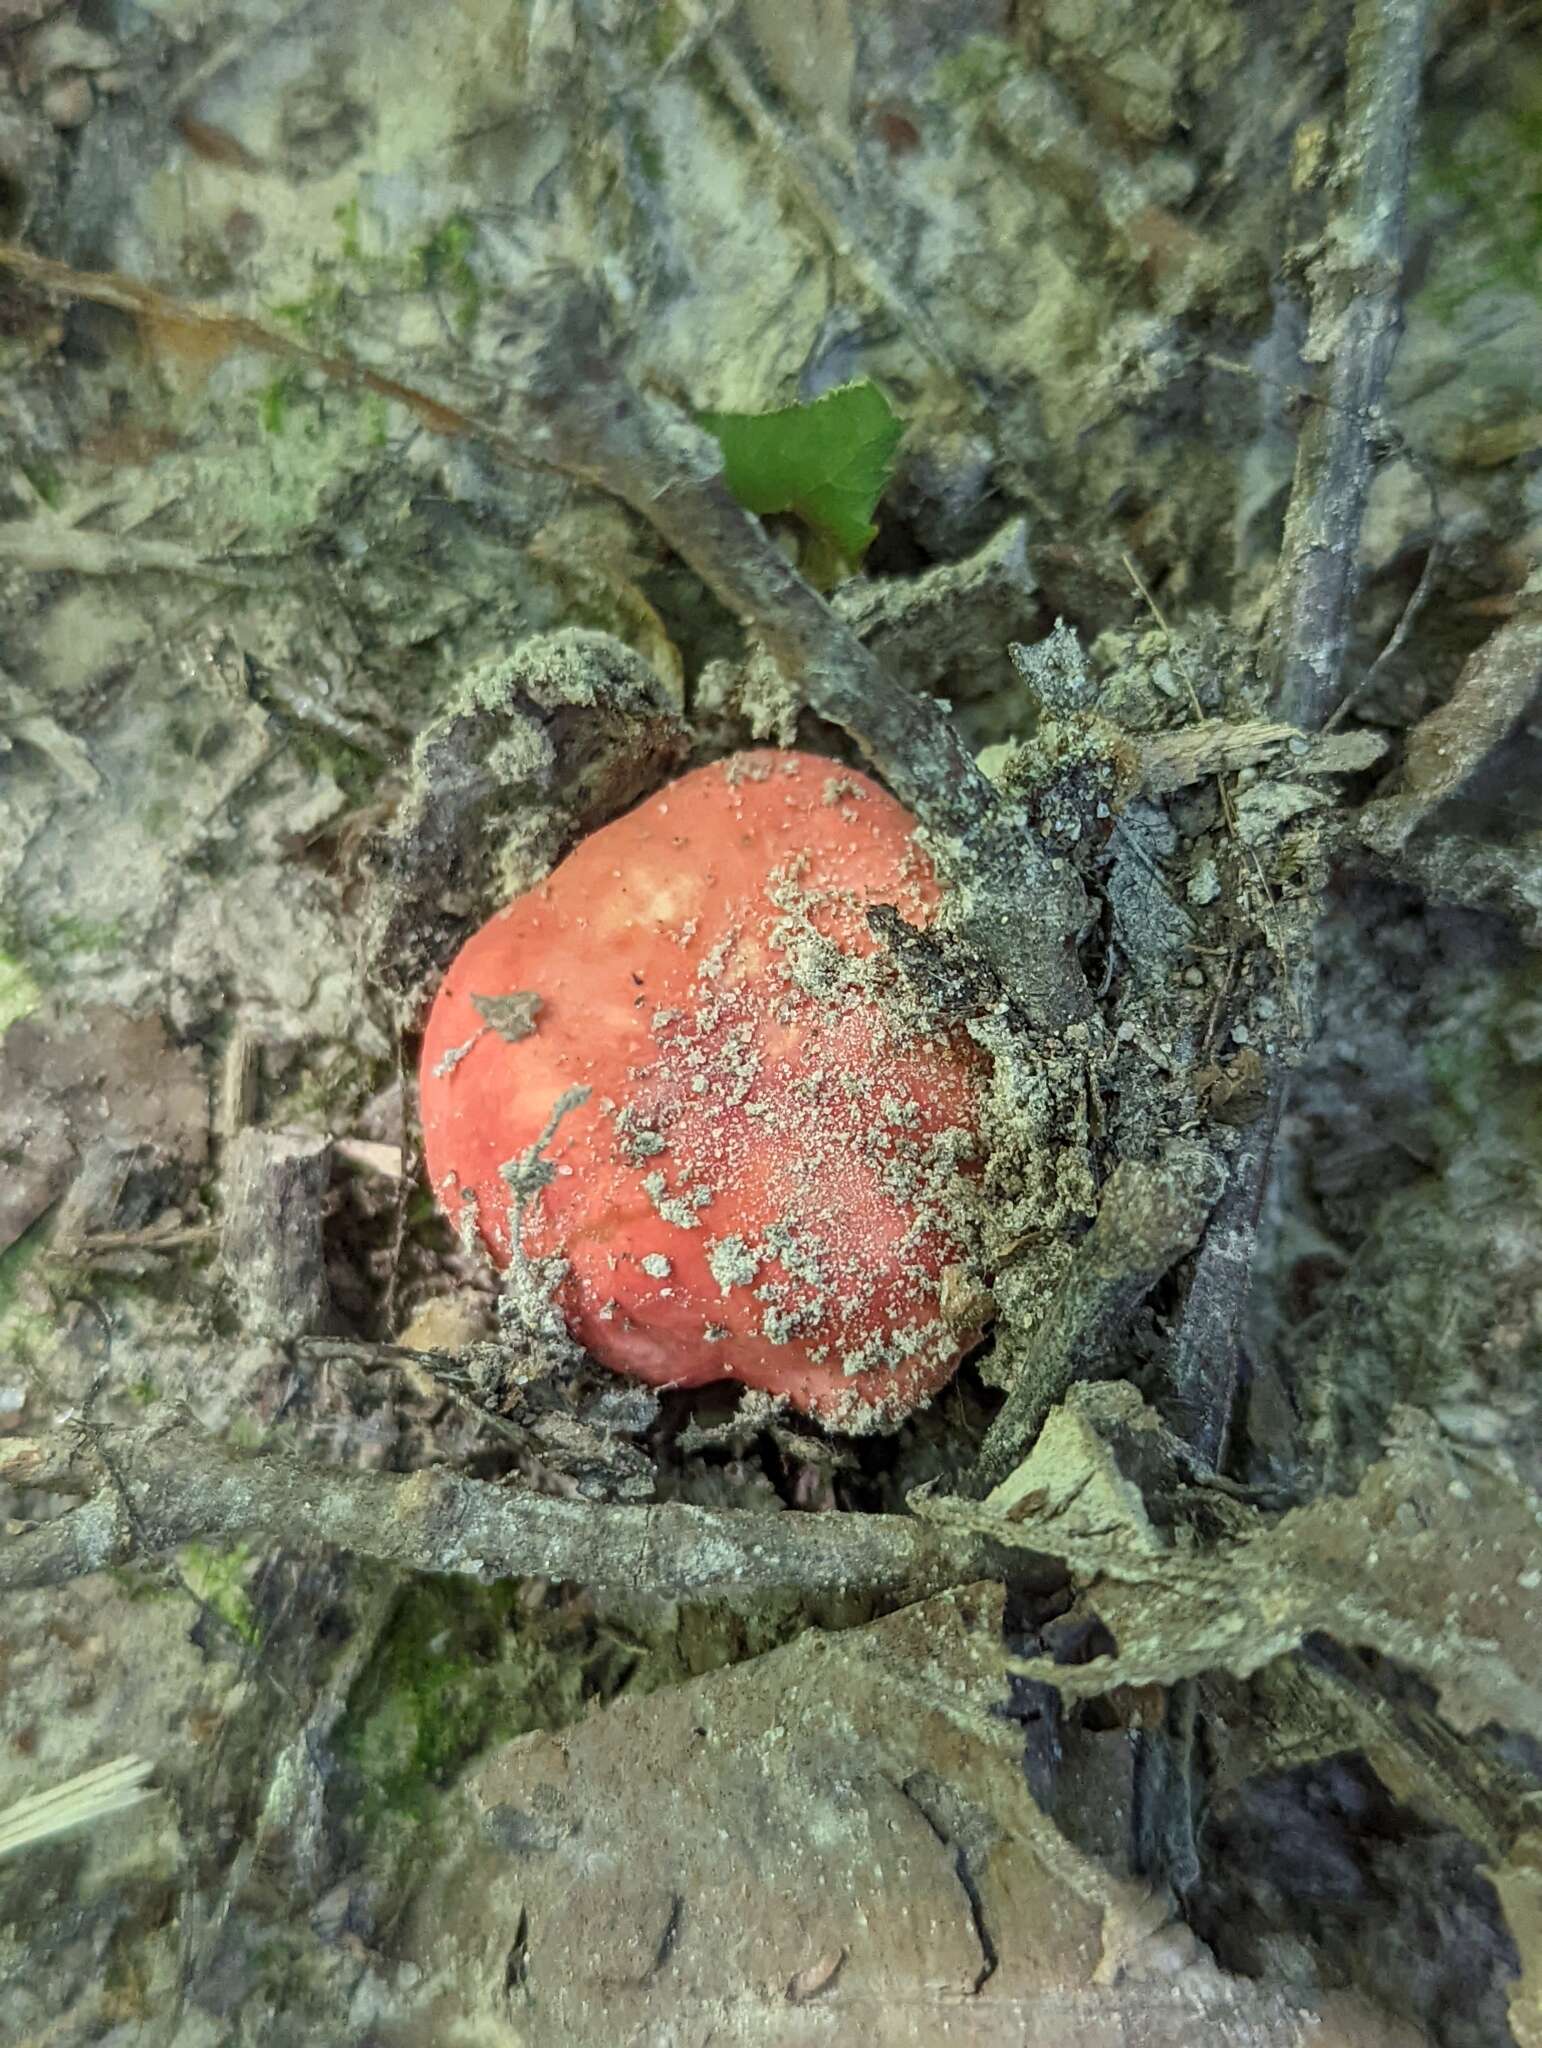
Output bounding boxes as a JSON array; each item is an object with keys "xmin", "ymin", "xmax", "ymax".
[{"xmin": 1, "ymin": 2, "xmax": 1540, "ymax": 2044}]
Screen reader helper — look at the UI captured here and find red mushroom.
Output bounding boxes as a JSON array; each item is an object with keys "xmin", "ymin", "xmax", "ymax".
[{"xmin": 419, "ymin": 748, "xmax": 987, "ymax": 1430}]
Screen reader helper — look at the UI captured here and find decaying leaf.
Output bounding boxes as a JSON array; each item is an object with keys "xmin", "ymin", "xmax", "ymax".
[
  {"xmin": 1493, "ymin": 1830, "xmax": 1542, "ymax": 2048},
  {"xmin": 923, "ymin": 1386, "xmax": 1542, "ymax": 1736},
  {"xmin": 395, "ymin": 1579, "xmax": 1395, "ymax": 2044}
]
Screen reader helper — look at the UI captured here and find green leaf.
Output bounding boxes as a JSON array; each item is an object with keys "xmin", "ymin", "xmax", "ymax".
[{"xmin": 700, "ymin": 380, "xmax": 904, "ymax": 568}]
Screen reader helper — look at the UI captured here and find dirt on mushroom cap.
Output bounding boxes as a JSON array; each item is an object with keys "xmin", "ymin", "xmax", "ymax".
[{"xmin": 418, "ymin": 748, "xmax": 989, "ymax": 1430}]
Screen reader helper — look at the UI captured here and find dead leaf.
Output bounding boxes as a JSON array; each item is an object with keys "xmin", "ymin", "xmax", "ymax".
[
  {"xmin": 0, "ymin": 1006, "xmax": 209, "ymax": 1255},
  {"xmin": 1493, "ymin": 1830, "xmax": 1542, "ymax": 2048},
  {"xmin": 1195, "ymin": 1045, "xmax": 1269, "ymax": 1124},
  {"xmin": 785, "ymin": 1949, "xmax": 845, "ymax": 2001},
  {"xmin": 173, "ymin": 115, "xmax": 265, "ymax": 171},
  {"xmin": 930, "ymin": 1388, "xmax": 1542, "ymax": 1737}
]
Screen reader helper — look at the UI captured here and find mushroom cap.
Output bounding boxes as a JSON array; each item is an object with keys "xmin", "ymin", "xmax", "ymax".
[{"xmin": 419, "ymin": 748, "xmax": 986, "ymax": 1429}]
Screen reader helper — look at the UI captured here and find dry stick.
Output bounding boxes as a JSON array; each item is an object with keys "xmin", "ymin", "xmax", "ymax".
[
  {"xmin": 0, "ymin": 243, "xmax": 1090, "ymax": 1030},
  {"xmin": 1265, "ymin": 0, "xmax": 1436, "ymax": 729},
  {"xmin": 499, "ymin": 275, "xmax": 1091, "ymax": 1030},
  {"xmin": 1131, "ymin": 0, "xmax": 1436, "ymax": 1490},
  {"xmin": 1133, "ymin": 0, "xmax": 1434, "ymax": 1898},
  {"xmin": 1322, "ymin": 457, "xmax": 1443, "ymax": 732},
  {"xmin": 0, "ymin": 242, "xmax": 540, "ymax": 468},
  {"xmin": 0, "ymin": 1419, "xmax": 1031, "ymax": 1605},
  {"xmin": 0, "ymin": 521, "xmax": 265, "ymax": 586},
  {"xmin": 963, "ymin": 1142, "xmax": 1225, "ymax": 1498}
]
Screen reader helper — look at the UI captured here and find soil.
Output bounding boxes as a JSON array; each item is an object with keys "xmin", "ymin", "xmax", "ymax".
[{"xmin": 1, "ymin": 3, "xmax": 1539, "ymax": 2044}]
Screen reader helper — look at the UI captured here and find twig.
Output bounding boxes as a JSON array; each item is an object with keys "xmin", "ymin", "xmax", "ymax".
[
  {"xmin": 1135, "ymin": 719, "xmax": 1387, "ymax": 793},
  {"xmin": 0, "ymin": 520, "xmax": 262, "ymax": 587},
  {"xmin": 216, "ymin": 1026, "xmax": 260, "ymax": 1143},
  {"xmin": 44, "ymin": 1222, "xmax": 218, "ymax": 1260},
  {"xmin": 0, "ymin": 243, "xmax": 1091, "ymax": 1025},
  {"xmin": 502, "ymin": 275, "xmax": 1091, "ymax": 1030},
  {"xmin": 0, "ymin": 1433, "xmax": 99, "ymax": 1492},
  {"xmin": 219, "ymin": 1128, "xmax": 331, "ymax": 1345},
  {"xmin": 964, "ymin": 1141, "xmax": 1225, "ymax": 1497},
  {"xmin": 1322, "ymin": 467, "xmax": 1443, "ymax": 731},
  {"xmin": 0, "ymin": 241, "xmax": 538, "ymax": 467},
  {"xmin": 671, "ymin": 0, "xmax": 958, "ymax": 380},
  {"xmin": 0, "ymin": 1418, "xmax": 1028, "ymax": 1604},
  {"xmin": 1264, "ymin": 0, "xmax": 1436, "ymax": 728},
  {"xmin": 298, "ymin": 1336, "xmax": 531, "ymax": 1452}
]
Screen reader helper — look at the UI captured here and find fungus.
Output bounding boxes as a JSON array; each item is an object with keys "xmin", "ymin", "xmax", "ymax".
[{"xmin": 419, "ymin": 748, "xmax": 988, "ymax": 1430}]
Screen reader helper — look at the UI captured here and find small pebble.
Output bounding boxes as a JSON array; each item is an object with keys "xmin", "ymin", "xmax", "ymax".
[
  {"xmin": 1187, "ymin": 857, "xmax": 1221, "ymax": 906},
  {"xmin": 43, "ymin": 73, "xmax": 93, "ymax": 129}
]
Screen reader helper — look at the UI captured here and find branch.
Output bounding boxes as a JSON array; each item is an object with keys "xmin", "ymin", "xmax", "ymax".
[
  {"xmin": 1135, "ymin": 718, "xmax": 1387, "ymax": 794},
  {"xmin": 0, "ymin": 241, "xmax": 517, "ymax": 455},
  {"xmin": 1265, "ymin": 0, "xmax": 1435, "ymax": 729},
  {"xmin": 0, "ymin": 520, "xmax": 266, "ymax": 586},
  {"xmin": 0, "ymin": 1419, "xmax": 1032, "ymax": 1605},
  {"xmin": 498, "ymin": 276, "xmax": 1091, "ymax": 1031}
]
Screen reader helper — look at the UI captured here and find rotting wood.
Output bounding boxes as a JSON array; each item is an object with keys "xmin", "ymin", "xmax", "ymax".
[{"xmin": 219, "ymin": 1127, "xmax": 332, "ymax": 1344}]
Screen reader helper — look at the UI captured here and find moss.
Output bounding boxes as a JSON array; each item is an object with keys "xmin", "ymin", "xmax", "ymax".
[
  {"xmin": 0, "ymin": 1222, "xmax": 53, "ymax": 1370},
  {"xmin": 633, "ymin": 121, "xmax": 667, "ymax": 189},
  {"xmin": 265, "ymin": 1043, "xmax": 391, "ymax": 1130},
  {"xmin": 412, "ymin": 213, "xmax": 482, "ymax": 337},
  {"xmin": 931, "ymin": 35, "xmax": 1021, "ymax": 107},
  {"xmin": 107, "ymin": 1565, "xmax": 181, "ymax": 1603},
  {"xmin": 645, "ymin": 0, "xmax": 686, "ymax": 66},
  {"xmin": 333, "ymin": 193, "xmax": 365, "ymax": 267},
  {"xmin": 179, "ymin": 1542, "xmax": 261, "ymax": 1646},
  {"xmin": 1412, "ymin": 57, "xmax": 1542, "ymax": 324},
  {"xmin": 37, "ymin": 914, "xmax": 128, "ymax": 966},
  {"xmin": 269, "ymin": 274, "xmax": 349, "ymax": 343},
  {"xmin": 288, "ymin": 725, "xmax": 377, "ymax": 806},
  {"xmin": 336, "ymin": 1578, "xmax": 619, "ymax": 1848},
  {"xmin": 258, "ymin": 369, "xmax": 304, "ymax": 436},
  {"xmin": 0, "ymin": 950, "xmax": 42, "ymax": 1029}
]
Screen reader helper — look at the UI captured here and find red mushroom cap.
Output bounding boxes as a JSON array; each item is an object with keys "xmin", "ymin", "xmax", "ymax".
[{"xmin": 419, "ymin": 748, "xmax": 986, "ymax": 1429}]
